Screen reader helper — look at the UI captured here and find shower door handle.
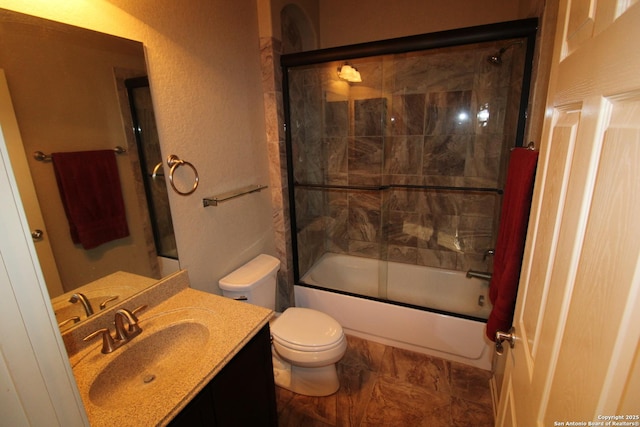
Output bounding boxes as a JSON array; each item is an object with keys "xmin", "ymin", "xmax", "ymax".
[{"xmin": 495, "ymin": 327, "xmax": 516, "ymax": 355}]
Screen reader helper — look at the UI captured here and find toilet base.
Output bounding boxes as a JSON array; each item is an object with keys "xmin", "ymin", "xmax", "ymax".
[{"xmin": 272, "ymin": 353, "xmax": 340, "ymax": 397}]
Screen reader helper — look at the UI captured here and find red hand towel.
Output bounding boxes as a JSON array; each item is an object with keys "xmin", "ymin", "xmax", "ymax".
[
  {"xmin": 486, "ymin": 148, "xmax": 538, "ymax": 341},
  {"xmin": 52, "ymin": 150, "xmax": 129, "ymax": 250}
]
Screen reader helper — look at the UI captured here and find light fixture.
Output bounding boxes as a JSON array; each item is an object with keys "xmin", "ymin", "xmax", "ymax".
[
  {"xmin": 477, "ymin": 103, "xmax": 490, "ymax": 126},
  {"xmin": 338, "ymin": 64, "xmax": 362, "ymax": 83},
  {"xmin": 457, "ymin": 111, "xmax": 469, "ymax": 123}
]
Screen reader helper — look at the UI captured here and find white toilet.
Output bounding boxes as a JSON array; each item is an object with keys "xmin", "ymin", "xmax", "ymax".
[{"xmin": 219, "ymin": 254, "xmax": 347, "ymax": 397}]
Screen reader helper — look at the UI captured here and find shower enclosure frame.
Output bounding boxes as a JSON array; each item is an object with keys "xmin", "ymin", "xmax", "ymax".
[
  {"xmin": 125, "ymin": 76, "xmax": 178, "ymax": 261},
  {"xmin": 281, "ymin": 18, "xmax": 538, "ymax": 319}
]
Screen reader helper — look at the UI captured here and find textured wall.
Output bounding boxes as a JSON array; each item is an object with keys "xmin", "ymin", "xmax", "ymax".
[
  {"xmin": 318, "ymin": 0, "xmax": 521, "ymax": 48},
  {"xmin": 0, "ymin": 0, "xmax": 276, "ymax": 294}
]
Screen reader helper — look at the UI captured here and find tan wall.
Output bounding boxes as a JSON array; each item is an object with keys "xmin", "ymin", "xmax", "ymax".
[
  {"xmin": 268, "ymin": 0, "xmax": 319, "ymax": 42},
  {"xmin": 318, "ymin": 0, "xmax": 524, "ymax": 48},
  {"xmin": 0, "ymin": 12, "xmax": 156, "ymax": 292},
  {"xmin": 0, "ymin": 1, "xmax": 276, "ymax": 293}
]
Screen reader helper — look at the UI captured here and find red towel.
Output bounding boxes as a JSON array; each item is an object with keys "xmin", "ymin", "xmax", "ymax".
[
  {"xmin": 486, "ymin": 148, "xmax": 538, "ymax": 341},
  {"xmin": 52, "ymin": 150, "xmax": 129, "ymax": 250}
]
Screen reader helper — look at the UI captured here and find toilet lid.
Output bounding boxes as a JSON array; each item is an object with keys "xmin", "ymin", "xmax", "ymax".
[{"xmin": 271, "ymin": 307, "xmax": 344, "ymax": 350}]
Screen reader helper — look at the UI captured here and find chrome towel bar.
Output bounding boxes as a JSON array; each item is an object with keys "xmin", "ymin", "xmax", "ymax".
[
  {"xmin": 203, "ymin": 184, "xmax": 268, "ymax": 207},
  {"xmin": 33, "ymin": 146, "xmax": 126, "ymax": 162},
  {"xmin": 295, "ymin": 182, "xmax": 503, "ymax": 194}
]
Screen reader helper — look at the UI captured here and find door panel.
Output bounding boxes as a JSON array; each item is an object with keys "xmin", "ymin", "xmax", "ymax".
[
  {"xmin": 497, "ymin": 378, "xmax": 517, "ymax": 427},
  {"xmin": 497, "ymin": 0, "xmax": 640, "ymax": 424},
  {"xmin": 545, "ymin": 96, "xmax": 640, "ymax": 421},
  {"xmin": 565, "ymin": 0, "xmax": 595, "ymax": 55},
  {"xmin": 519, "ymin": 108, "xmax": 578, "ymax": 358}
]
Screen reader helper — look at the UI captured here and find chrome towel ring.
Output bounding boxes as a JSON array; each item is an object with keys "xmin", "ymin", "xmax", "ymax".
[{"xmin": 167, "ymin": 154, "xmax": 199, "ymax": 195}]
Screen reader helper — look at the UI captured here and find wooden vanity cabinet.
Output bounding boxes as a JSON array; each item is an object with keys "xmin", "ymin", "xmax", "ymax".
[{"xmin": 168, "ymin": 324, "xmax": 277, "ymax": 427}]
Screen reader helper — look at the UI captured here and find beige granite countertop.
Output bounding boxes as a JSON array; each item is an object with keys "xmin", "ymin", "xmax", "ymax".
[{"xmin": 65, "ymin": 272, "xmax": 273, "ymax": 427}]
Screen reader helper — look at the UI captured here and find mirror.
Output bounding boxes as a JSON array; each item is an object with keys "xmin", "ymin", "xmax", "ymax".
[{"xmin": 0, "ymin": 8, "xmax": 179, "ymax": 331}]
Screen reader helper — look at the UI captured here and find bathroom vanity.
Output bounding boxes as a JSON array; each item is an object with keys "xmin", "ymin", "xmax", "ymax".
[
  {"xmin": 63, "ymin": 271, "xmax": 278, "ymax": 426},
  {"xmin": 169, "ymin": 324, "xmax": 276, "ymax": 426}
]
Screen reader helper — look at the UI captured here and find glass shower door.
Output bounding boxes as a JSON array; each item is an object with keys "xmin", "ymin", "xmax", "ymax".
[
  {"xmin": 285, "ymin": 21, "xmax": 535, "ymax": 319},
  {"xmin": 288, "ymin": 60, "xmax": 391, "ymax": 299},
  {"xmin": 126, "ymin": 77, "xmax": 178, "ymax": 260}
]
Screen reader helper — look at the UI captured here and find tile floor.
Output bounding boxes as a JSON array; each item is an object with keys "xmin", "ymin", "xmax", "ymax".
[{"xmin": 276, "ymin": 335, "xmax": 494, "ymax": 427}]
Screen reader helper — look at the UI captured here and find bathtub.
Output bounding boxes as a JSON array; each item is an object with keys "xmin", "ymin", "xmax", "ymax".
[{"xmin": 297, "ymin": 253, "xmax": 494, "ymax": 370}]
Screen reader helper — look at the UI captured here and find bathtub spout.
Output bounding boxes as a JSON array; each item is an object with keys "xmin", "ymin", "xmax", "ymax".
[{"xmin": 466, "ymin": 270, "xmax": 492, "ymax": 281}]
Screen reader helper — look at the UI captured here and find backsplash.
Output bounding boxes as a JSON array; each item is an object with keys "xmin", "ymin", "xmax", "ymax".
[{"xmin": 61, "ymin": 270, "xmax": 190, "ymax": 357}]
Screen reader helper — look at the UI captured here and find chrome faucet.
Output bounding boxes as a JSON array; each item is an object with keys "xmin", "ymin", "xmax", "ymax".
[
  {"xmin": 69, "ymin": 293, "xmax": 94, "ymax": 316},
  {"xmin": 466, "ymin": 249, "xmax": 496, "ymax": 281},
  {"xmin": 83, "ymin": 305, "xmax": 147, "ymax": 354},
  {"xmin": 466, "ymin": 270, "xmax": 493, "ymax": 281}
]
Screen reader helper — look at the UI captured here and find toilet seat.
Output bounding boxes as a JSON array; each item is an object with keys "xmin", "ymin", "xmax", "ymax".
[
  {"xmin": 272, "ymin": 337, "xmax": 347, "ymax": 368},
  {"xmin": 272, "ymin": 334, "xmax": 345, "ymax": 352},
  {"xmin": 271, "ymin": 307, "xmax": 344, "ymax": 351}
]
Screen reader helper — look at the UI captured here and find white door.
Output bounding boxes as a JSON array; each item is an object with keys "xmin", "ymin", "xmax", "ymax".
[
  {"xmin": 0, "ymin": 125, "xmax": 88, "ymax": 425},
  {"xmin": 496, "ymin": 0, "xmax": 640, "ymax": 424}
]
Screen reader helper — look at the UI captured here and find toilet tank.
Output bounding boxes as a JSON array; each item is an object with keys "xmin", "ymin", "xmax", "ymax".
[{"xmin": 218, "ymin": 254, "xmax": 280, "ymax": 310}]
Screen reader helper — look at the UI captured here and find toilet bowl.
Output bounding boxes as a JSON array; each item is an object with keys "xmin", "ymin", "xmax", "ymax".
[
  {"xmin": 219, "ymin": 254, "xmax": 347, "ymax": 396},
  {"xmin": 270, "ymin": 307, "xmax": 347, "ymax": 396}
]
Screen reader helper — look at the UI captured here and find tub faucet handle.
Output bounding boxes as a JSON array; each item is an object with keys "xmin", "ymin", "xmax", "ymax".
[{"xmin": 483, "ymin": 249, "xmax": 495, "ymax": 261}]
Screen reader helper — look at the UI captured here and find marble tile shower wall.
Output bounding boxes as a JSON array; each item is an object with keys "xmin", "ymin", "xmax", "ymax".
[{"xmin": 292, "ymin": 44, "xmax": 523, "ymax": 277}]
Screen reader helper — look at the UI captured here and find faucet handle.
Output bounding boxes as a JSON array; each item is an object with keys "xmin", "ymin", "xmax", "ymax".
[
  {"xmin": 99, "ymin": 295, "xmax": 119, "ymax": 310},
  {"xmin": 126, "ymin": 305, "xmax": 147, "ymax": 335},
  {"xmin": 58, "ymin": 316, "xmax": 81, "ymax": 328},
  {"xmin": 84, "ymin": 328, "xmax": 117, "ymax": 354},
  {"xmin": 483, "ymin": 249, "xmax": 495, "ymax": 261},
  {"xmin": 131, "ymin": 305, "xmax": 147, "ymax": 317}
]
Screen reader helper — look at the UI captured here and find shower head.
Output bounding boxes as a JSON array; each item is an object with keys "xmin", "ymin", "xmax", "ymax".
[
  {"xmin": 487, "ymin": 41, "xmax": 523, "ymax": 66},
  {"xmin": 487, "ymin": 49, "xmax": 506, "ymax": 65}
]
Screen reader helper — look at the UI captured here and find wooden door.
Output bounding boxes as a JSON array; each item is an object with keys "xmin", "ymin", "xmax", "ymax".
[
  {"xmin": 496, "ymin": 0, "xmax": 640, "ymax": 424},
  {"xmin": 0, "ymin": 69, "xmax": 63, "ymax": 297}
]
